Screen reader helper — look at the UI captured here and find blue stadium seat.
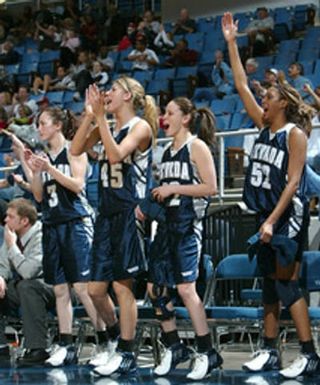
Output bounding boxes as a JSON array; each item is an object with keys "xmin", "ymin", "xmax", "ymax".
[
  {"xmin": 45, "ymin": 91, "xmax": 65, "ymax": 106},
  {"xmin": 215, "ymin": 114, "xmax": 232, "ymax": 131},
  {"xmin": 39, "ymin": 50, "xmax": 60, "ymax": 63},
  {"xmin": 64, "ymin": 101, "xmax": 85, "ymax": 114},
  {"xmin": 5, "ymin": 64, "xmax": 19, "ymax": 75},
  {"xmin": 133, "ymin": 70, "xmax": 153, "ymax": 85},
  {"xmin": 153, "ymin": 68, "xmax": 175, "ymax": 80},
  {"xmin": 192, "ymin": 87, "xmax": 216, "ymax": 103},
  {"xmin": 21, "ymin": 51, "xmax": 40, "ymax": 65},
  {"xmin": 38, "ymin": 61, "xmax": 55, "ymax": 77},
  {"xmin": 176, "ymin": 65, "xmax": 198, "ymax": 78},
  {"xmin": 185, "ymin": 32, "xmax": 204, "ymax": 51},
  {"xmin": 211, "ymin": 98, "xmax": 236, "ymax": 115},
  {"xmin": 297, "ymin": 48, "xmax": 319, "ymax": 62},
  {"xmin": 197, "ymin": 18, "xmax": 215, "ymax": 34},
  {"xmin": 298, "ymin": 60, "xmax": 315, "ymax": 75},
  {"xmin": 146, "ymin": 79, "xmax": 169, "ymax": 95}
]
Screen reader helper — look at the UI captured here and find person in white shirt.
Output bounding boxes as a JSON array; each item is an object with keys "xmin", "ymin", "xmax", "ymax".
[{"xmin": 128, "ymin": 36, "xmax": 159, "ymax": 71}]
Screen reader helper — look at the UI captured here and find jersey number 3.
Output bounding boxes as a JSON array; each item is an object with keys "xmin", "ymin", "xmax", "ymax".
[
  {"xmin": 250, "ymin": 162, "xmax": 271, "ymax": 189},
  {"xmin": 101, "ymin": 163, "xmax": 123, "ymax": 188}
]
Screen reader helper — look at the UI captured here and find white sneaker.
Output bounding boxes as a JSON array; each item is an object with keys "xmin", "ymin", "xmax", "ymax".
[
  {"xmin": 89, "ymin": 340, "xmax": 118, "ymax": 367},
  {"xmin": 243, "ymin": 349, "xmax": 280, "ymax": 372},
  {"xmin": 154, "ymin": 342, "xmax": 191, "ymax": 376},
  {"xmin": 280, "ymin": 353, "xmax": 320, "ymax": 378},
  {"xmin": 186, "ymin": 349, "xmax": 223, "ymax": 380},
  {"xmin": 45, "ymin": 345, "xmax": 77, "ymax": 367},
  {"xmin": 93, "ymin": 350, "xmax": 136, "ymax": 376}
]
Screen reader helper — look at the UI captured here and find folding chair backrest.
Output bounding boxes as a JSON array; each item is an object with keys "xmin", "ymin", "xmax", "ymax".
[{"xmin": 300, "ymin": 251, "xmax": 320, "ymax": 292}]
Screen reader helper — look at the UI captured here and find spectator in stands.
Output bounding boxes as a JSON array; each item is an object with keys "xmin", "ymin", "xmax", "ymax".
[
  {"xmin": 79, "ymin": 14, "xmax": 99, "ymax": 53},
  {"xmin": 128, "ymin": 35, "xmax": 159, "ymax": 71},
  {"xmin": 117, "ymin": 22, "xmax": 137, "ymax": 52},
  {"xmin": 163, "ymin": 38, "xmax": 198, "ymax": 67},
  {"xmin": 0, "ymin": 91, "xmax": 13, "ymax": 118},
  {"xmin": 172, "ymin": 7, "xmax": 196, "ymax": 35},
  {"xmin": 0, "ymin": 38, "xmax": 20, "ymax": 65},
  {"xmin": 245, "ymin": 57, "xmax": 259, "ymax": 82},
  {"xmin": 0, "ymin": 198, "xmax": 55, "ymax": 367},
  {"xmin": 0, "ymin": 136, "xmax": 35, "ymax": 209},
  {"xmin": 12, "ymin": 86, "xmax": 38, "ymax": 119},
  {"xmin": 36, "ymin": 96, "xmax": 50, "ymax": 114},
  {"xmin": 137, "ymin": 10, "xmax": 161, "ymax": 48},
  {"xmin": 33, "ymin": 65, "xmax": 75, "ymax": 94},
  {"xmin": 142, "ymin": 10, "xmax": 161, "ymax": 35},
  {"xmin": 154, "ymin": 23, "xmax": 175, "ymax": 56},
  {"xmin": 288, "ymin": 62, "xmax": 314, "ymax": 103},
  {"xmin": 62, "ymin": 0, "xmax": 80, "ymax": 23},
  {"xmin": 251, "ymin": 68, "xmax": 282, "ymax": 98},
  {"xmin": 8, "ymin": 104, "xmax": 39, "ymax": 148},
  {"xmin": 59, "ymin": 24, "xmax": 80, "ymax": 68},
  {"xmin": 96, "ymin": 44, "xmax": 114, "ymax": 73},
  {"xmin": 91, "ymin": 61, "xmax": 109, "ymax": 90},
  {"xmin": 35, "ymin": 21, "xmax": 62, "ymax": 51},
  {"xmin": 211, "ymin": 49, "xmax": 234, "ymax": 98},
  {"xmin": 70, "ymin": 50, "xmax": 94, "ymax": 100},
  {"xmin": 244, "ymin": 7, "xmax": 274, "ymax": 56}
]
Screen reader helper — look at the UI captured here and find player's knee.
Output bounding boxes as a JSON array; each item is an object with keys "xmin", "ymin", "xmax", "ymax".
[
  {"xmin": 151, "ymin": 284, "xmax": 175, "ymax": 321},
  {"xmin": 275, "ymin": 280, "xmax": 302, "ymax": 308},
  {"xmin": 177, "ymin": 282, "xmax": 196, "ymax": 303},
  {"xmin": 263, "ymin": 277, "xmax": 279, "ymax": 304}
]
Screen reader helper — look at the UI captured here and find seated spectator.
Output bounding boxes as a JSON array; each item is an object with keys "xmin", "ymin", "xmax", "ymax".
[
  {"xmin": 251, "ymin": 68, "xmax": 282, "ymax": 98},
  {"xmin": 154, "ymin": 24, "xmax": 175, "ymax": 56},
  {"xmin": 163, "ymin": 38, "xmax": 198, "ymax": 67},
  {"xmin": 79, "ymin": 14, "xmax": 98, "ymax": 52},
  {"xmin": 60, "ymin": 24, "xmax": 80, "ymax": 68},
  {"xmin": 128, "ymin": 35, "xmax": 159, "ymax": 71},
  {"xmin": 172, "ymin": 7, "xmax": 196, "ymax": 35},
  {"xmin": 8, "ymin": 105, "xmax": 39, "ymax": 148},
  {"xmin": 0, "ymin": 38, "xmax": 20, "ymax": 65},
  {"xmin": 288, "ymin": 62, "xmax": 314, "ymax": 102},
  {"xmin": 117, "ymin": 22, "xmax": 137, "ymax": 52},
  {"xmin": 0, "ymin": 91, "xmax": 13, "ymax": 118},
  {"xmin": 91, "ymin": 61, "xmax": 109, "ymax": 90},
  {"xmin": 211, "ymin": 49, "xmax": 234, "ymax": 98},
  {"xmin": 244, "ymin": 7, "xmax": 274, "ymax": 56},
  {"xmin": 96, "ymin": 44, "xmax": 114, "ymax": 73},
  {"xmin": 245, "ymin": 57, "xmax": 259, "ymax": 82},
  {"xmin": 0, "ymin": 198, "xmax": 55, "ymax": 367},
  {"xmin": 12, "ymin": 86, "xmax": 38, "ymax": 119},
  {"xmin": 35, "ymin": 21, "xmax": 62, "ymax": 51},
  {"xmin": 137, "ymin": 10, "xmax": 161, "ymax": 48},
  {"xmin": 33, "ymin": 65, "xmax": 75, "ymax": 94}
]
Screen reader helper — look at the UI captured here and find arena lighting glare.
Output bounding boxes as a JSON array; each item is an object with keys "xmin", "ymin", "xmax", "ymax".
[{"xmin": 0, "ymin": 0, "xmax": 5, "ymax": 4}]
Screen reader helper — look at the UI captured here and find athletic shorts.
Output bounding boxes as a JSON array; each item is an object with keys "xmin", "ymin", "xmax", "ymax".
[
  {"xmin": 43, "ymin": 217, "xmax": 93, "ymax": 285},
  {"xmin": 91, "ymin": 209, "xmax": 147, "ymax": 282},
  {"xmin": 149, "ymin": 218, "xmax": 203, "ymax": 287}
]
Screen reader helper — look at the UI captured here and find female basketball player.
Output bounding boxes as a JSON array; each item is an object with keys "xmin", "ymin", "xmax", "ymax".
[
  {"xmin": 222, "ymin": 12, "xmax": 320, "ymax": 379},
  {"xmin": 144, "ymin": 97, "xmax": 223, "ymax": 380},
  {"xmin": 27, "ymin": 107, "xmax": 105, "ymax": 366},
  {"xmin": 70, "ymin": 77, "xmax": 158, "ymax": 376}
]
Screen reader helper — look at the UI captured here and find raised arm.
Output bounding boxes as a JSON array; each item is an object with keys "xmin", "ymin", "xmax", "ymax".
[
  {"xmin": 70, "ymin": 88, "xmax": 101, "ymax": 156},
  {"xmin": 222, "ymin": 12, "xmax": 263, "ymax": 128}
]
